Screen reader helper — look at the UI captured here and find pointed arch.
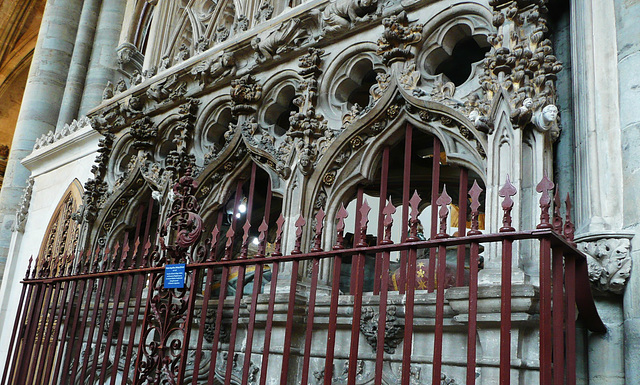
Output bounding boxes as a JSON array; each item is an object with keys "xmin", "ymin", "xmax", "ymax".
[{"xmin": 36, "ymin": 180, "xmax": 83, "ymax": 277}]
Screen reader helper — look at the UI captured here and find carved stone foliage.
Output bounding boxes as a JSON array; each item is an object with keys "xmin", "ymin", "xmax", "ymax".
[
  {"xmin": 12, "ymin": 177, "xmax": 34, "ymax": 233},
  {"xmin": 84, "ymin": 134, "xmax": 115, "ymax": 223},
  {"xmin": 578, "ymin": 238, "xmax": 632, "ymax": 295},
  {"xmin": 130, "ymin": 117, "xmax": 158, "ymax": 150},
  {"xmin": 483, "ymin": 0, "xmax": 562, "ymax": 139},
  {"xmin": 215, "ymin": 352, "xmax": 259, "ymax": 385},
  {"xmin": 314, "ymin": 0, "xmax": 379, "ymax": 37},
  {"xmin": 376, "ymin": 11, "xmax": 423, "ymax": 65},
  {"xmin": 230, "ymin": 74, "xmax": 263, "ymax": 116},
  {"xmin": 359, "ymin": 306, "xmax": 404, "ymax": 354},
  {"xmin": 287, "ymin": 48, "xmax": 338, "ymax": 175}
]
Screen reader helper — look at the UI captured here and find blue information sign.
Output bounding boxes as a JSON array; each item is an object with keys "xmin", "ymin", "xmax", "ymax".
[{"xmin": 164, "ymin": 264, "xmax": 186, "ymax": 289}]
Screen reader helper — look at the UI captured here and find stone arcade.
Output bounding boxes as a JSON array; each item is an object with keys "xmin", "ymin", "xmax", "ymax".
[{"xmin": 0, "ymin": 0, "xmax": 637, "ymax": 384}]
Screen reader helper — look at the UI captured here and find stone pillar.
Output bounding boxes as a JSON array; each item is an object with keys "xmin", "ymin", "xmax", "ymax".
[
  {"xmin": 78, "ymin": 0, "xmax": 127, "ymax": 116},
  {"xmin": 570, "ymin": 0, "xmax": 624, "ymax": 233},
  {"xmin": 588, "ymin": 298, "xmax": 625, "ymax": 385},
  {"xmin": 613, "ymin": 0, "xmax": 640, "ymax": 383},
  {"xmin": 0, "ymin": 0, "xmax": 82, "ymax": 278},
  {"xmin": 55, "ymin": 0, "xmax": 103, "ymax": 132}
]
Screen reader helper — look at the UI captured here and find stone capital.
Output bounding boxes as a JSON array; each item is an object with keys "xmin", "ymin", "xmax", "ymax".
[{"xmin": 576, "ymin": 232, "xmax": 634, "ymax": 295}]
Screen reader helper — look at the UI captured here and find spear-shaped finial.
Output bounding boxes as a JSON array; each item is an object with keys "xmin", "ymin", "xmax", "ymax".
[
  {"xmin": 240, "ymin": 219, "xmax": 251, "ymax": 258},
  {"xmin": 223, "ymin": 225, "xmax": 235, "ymax": 261},
  {"xmin": 382, "ymin": 197, "xmax": 396, "ymax": 245},
  {"xmin": 257, "ymin": 219, "xmax": 268, "ymax": 257},
  {"xmin": 468, "ymin": 181, "xmax": 483, "ymax": 235},
  {"xmin": 553, "ymin": 189, "xmax": 563, "ymax": 234},
  {"xmin": 25, "ymin": 256, "xmax": 33, "ymax": 280},
  {"xmin": 499, "ymin": 175, "xmax": 517, "ymax": 232},
  {"xmin": 536, "ymin": 173, "xmax": 554, "ymax": 229},
  {"xmin": 357, "ymin": 200, "xmax": 371, "ymax": 247},
  {"xmin": 292, "ymin": 215, "xmax": 306, "ymax": 254},
  {"xmin": 564, "ymin": 194, "xmax": 575, "ymax": 244},
  {"xmin": 334, "ymin": 204, "xmax": 349, "ymax": 250},
  {"xmin": 311, "ymin": 209, "xmax": 325, "ymax": 252},
  {"xmin": 435, "ymin": 187, "xmax": 452, "ymax": 239},
  {"xmin": 209, "ymin": 225, "xmax": 221, "ymax": 261},
  {"xmin": 272, "ymin": 214, "xmax": 285, "ymax": 257}
]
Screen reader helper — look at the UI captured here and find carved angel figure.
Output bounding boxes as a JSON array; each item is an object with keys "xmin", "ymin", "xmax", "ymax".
[
  {"xmin": 533, "ymin": 104, "xmax": 560, "ymax": 139},
  {"xmin": 251, "ymin": 18, "xmax": 308, "ymax": 63}
]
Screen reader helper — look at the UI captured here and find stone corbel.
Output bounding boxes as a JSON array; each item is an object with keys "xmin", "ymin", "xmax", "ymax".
[
  {"xmin": 575, "ymin": 232, "xmax": 634, "ymax": 295},
  {"xmin": 117, "ymin": 43, "xmax": 144, "ymax": 78}
]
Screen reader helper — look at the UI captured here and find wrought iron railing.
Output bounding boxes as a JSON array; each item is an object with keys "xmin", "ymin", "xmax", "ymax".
[{"xmin": 1, "ymin": 172, "xmax": 604, "ymax": 385}]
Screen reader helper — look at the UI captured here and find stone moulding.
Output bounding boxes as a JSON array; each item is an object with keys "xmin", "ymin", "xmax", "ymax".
[{"xmin": 575, "ymin": 232, "xmax": 634, "ymax": 295}]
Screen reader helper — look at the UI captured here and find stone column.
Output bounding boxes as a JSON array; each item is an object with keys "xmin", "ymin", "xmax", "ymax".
[
  {"xmin": 0, "ymin": 0, "xmax": 82, "ymax": 278},
  {"xmin": 613, "ymin": 0, "xmax": 640, "ymax": 383},
  {"xmin": 570, "ymin": 0, "xmax": 624, "ymax": 233},
  {"xmin": 78, "ymin": 0, "xmax": 127, "ymax": 115},
  {"xmin": 55, "ymin": 0, "xmax": 103, "ymax": 132}
]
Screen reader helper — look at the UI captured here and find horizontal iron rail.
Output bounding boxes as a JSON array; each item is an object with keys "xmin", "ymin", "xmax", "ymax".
[{"xmin": 19, "ymin": 229, "xmax": 605, "ymax": 332}]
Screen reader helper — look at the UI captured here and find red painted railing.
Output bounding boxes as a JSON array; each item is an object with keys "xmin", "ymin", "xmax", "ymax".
[{"xmin": 1, "ymin": 170, "xmax": 605, "ymax": 385}]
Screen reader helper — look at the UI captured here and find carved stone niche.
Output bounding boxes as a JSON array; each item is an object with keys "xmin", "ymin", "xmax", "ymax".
[
  {"xmin": 576, "ymin": 234, "xmax": 633, "ymax": 295},
  {"xmin": 117, "ymin": 43, "xmax": 144, "ymax": 78}
]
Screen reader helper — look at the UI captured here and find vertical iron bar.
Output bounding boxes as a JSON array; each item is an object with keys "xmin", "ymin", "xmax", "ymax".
[
  {"xmin": 50, "ymin": 278, "xmax": 77, "ymax": 385},
  {"xmin": 1, "ymin": 281, "xmax": 30, "ymax": 385},
  {"xmin": 123, "ymin": 271, "xmax": 150, "ymax": 382},
  {"xmin": 374, "ymin": 250, "xmax": 391, "ymax": 385},
  {"xmin": 80, "ymin": 275, "xmax": 109, "ymax": 383},
  {"xmin": 565, "ymin": 253, "xmax": 576, "ymax": 385},
  {"xmin": 539, "ymin": 237, "xmax": 552, "ymax": 385},
  {"xmin": 108, "ymin": 271, "xmax": 134, "ymax": 385},
  {"xmin": 68, "ymin": 274, "xmax": 98, "ymax": 383},
  {"xmin": 428, "ymin": 138, "xmax": 442, "ymax": 292},
  {"xmin": 207, "ymin": 266, "xmax": 230, "ymax": 384},
  {"xmin": 243, "ymin": 176, "xmax": 272, "ymax": 384},
  {"xmin": 132, "ymin": 272, "xmax": 157, "ymax": 384},
  {"xmin": 350, "ymin": 187, "xmax": 363, "ymax": 294},
  {"xmin": 97, "ymin": 273, "xmax": 125, "ymax": 384},
  {"xmin": 348, "ymin": 196, "xmax": 368, "ymax": 384},
  {"xmin": 456, "ymin": 169, "xmax": 468, "ymax": 285},
  {"xmin": 60, "ymin": 278, "xmax": 88, "ymax": 384},
  {"xmin": 323, "ymin": 254, "xmax": 341, "ymax": 385},
  {"xmin": 280, "ymin": 259, "xmax": 300, "ymax": 385},
  {"xmin": 400, "ymin": 124, "xmax": 413, "ymax": 294},
  {"xmin": 18, "ymin": 283, "xmax": 46, "ymax": 383},
  {"xmin": 500, "ymin": 239, "xmax": 513, "ymax": 385},
  {"xmin": 43, "ymin": 278, "xmax": 74, "ymax": 384},
  {"xmin": 176, "ymin": 268, "xmax": 200, "ymax": 383},
  {"xmin": 431, "ymin": 244, "xmax": 447, "ymax": 385},
  {"xmin": 466, "ymin": 241, "xmax": 480, "ymax": 385},
  {"xmin": 374, "ymin": 147, "xmax": 390, "ymax": 295},
  {"xmin": 300, "ymin": 257, "xmax": 320, "ymax": 384},
  {"xmin": 34, "ymin": 281, "xmax": 63, "ymax": 384},
  {"xmin": 552, "ymin": 247, "xmax": 565, "ymax": 385},
  {"xmin": 258, "ymin": 261, "xmax": 279, "ymax": 385},
  {"xmin": 225, "ymin": 173, "xmax": 252, "ymax": 384},
  {"xmin": 402, "ymin": 246, "xmax": 418, "ymax": 385}
]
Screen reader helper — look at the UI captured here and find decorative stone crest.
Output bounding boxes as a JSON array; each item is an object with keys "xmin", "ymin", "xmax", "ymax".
[
  {"xmin": 146, "ymin": 74, "xmax": 188, "ymax": 104},
  {"xmin": 578, "ymin": 237, "xmax": 632, "ymax": 295},
  {"xmin": 376, "ymin": 11, "xmax": 423, "ymax": 65},
  {"xmin": 230, "ymin": 74, "xmax": 263, "ymax": 116},
  {"xmin": 359, "ymin": 306, "xmax": 404, "ymax": 354},
  {"xmin": 130, "ymin": 117, "xmax": 158, "ymax": 150}
]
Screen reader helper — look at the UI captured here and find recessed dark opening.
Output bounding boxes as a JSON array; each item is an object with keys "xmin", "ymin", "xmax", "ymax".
[{"xmin": 435, "ymin": 36, "xmax": 490, "ymax": 86}]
